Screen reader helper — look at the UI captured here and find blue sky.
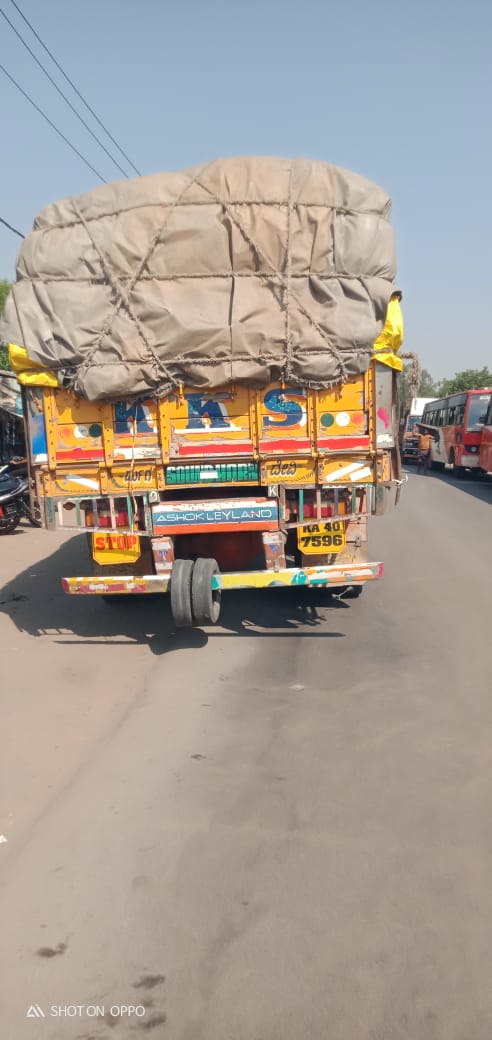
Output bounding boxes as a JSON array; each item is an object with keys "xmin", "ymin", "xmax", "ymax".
[{"xmin": 1, "ymin": 0, "xmax": 491, "ymax": 380}]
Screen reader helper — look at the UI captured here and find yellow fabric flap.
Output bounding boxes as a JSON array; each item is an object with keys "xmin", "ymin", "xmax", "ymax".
[
  {"xmin": 372, "ymin": 350, "xmax": 404, "ymax": 372},
  {"xmin": 8, "ymin": 344, "xmax": 59, "ymax": 387},
  {"xmin": 372, "ymin": 295, "xmax": 404, "ymax": 371}
]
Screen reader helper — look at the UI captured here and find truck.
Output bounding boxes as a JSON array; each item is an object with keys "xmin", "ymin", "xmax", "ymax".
[
  {"xmin": 2, "ymin": 157, "xmax": 404, "ymax": 628},
  {"xmin": 400, "ymin": 397, "xmax": 437, "ymax": 462}
]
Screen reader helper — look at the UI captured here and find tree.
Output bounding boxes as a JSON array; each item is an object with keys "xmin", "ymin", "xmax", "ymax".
[
  {"xmin": 0, "ymin": 279, "xmax": 11, "ymax": 314},
  {"xmin": 419, "ymin": 368, "xmax": 438, "ymax": 397},
  {"xmin": 398, "ymin": 363, "xmax": 438, "ymax": 411},
  {"xmin": 438, "ymin": 368, "xmax": 492, "ymax": 395},
  {"xmin": 0, "ymin": 280, "xmax": 12, "ymax": 369},
  {"xmin": 398, "ymin": 365, "xmax": 414, "ymax": 410}
]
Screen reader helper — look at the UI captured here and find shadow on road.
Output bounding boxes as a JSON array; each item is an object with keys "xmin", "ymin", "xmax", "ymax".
[
  {"xmin": 404, "ymin": 465, "xmax": 492, "ymax": 505},
  {"xmin": 0, "ymin": 534, "xmax": 349, "ymax": 655}
]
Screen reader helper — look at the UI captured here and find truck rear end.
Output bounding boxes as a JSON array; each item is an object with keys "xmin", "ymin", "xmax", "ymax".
[
  {"xmin": 18, "ymin": 361, "xmax": 400, "ymax": 625},
  {"xmin": 2, "ymin": 156, "xmax": 404, "ymax": 626}
]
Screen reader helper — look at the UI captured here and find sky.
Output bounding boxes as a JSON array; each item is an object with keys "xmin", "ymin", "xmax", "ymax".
[{"xmin": 1, "ymin": 0, "xmax": 491, "ymax": 381}]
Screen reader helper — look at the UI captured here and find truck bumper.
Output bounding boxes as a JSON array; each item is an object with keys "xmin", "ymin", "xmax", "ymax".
[{"xmin": 62, "ymin": 561, "xmax": 384, "ymax": 595}]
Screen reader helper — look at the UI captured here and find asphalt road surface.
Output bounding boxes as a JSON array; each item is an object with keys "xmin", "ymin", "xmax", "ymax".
[{"xmin": 1, "ymin": 470, "xmax": 491, "ymax": 1040}]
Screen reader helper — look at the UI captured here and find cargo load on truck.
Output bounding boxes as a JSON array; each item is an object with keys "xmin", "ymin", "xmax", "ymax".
[
  {"xmin": 1, "ymin": 157, "xmax": 396, "ymax": 400},
  {"xmin": 3, "ymin": 157, "xmax": 404, "ymax": 627}
]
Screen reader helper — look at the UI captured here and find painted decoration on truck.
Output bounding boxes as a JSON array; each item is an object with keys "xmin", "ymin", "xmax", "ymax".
[
  {"xmin": 168, "ymin": 389, "xmax": 253, "ymax": 457},
  {"xmin": 262, "ymin": 388, "xmax": 307, "ymax": 430},
  {"xmin": 168, "ymin": 385, "xmax": 313, "ymax": 456},
  {"xmin": 51, "ymin": 389, "xmax": 105, "ymax": 462},
  {"xmin": 25, "ymin": 388, "xmax": 48, "ymax": 463},
  {"xmin": 184, "ymin": 393, "xmax": 240, "ymax": 430},
  {"xmin": 63, "ymin": 561, "xmax": 384, "ymax": 596},
  {"xmin": 55, "ymin": 425, "xmax": 105, "ymax": 462},
  {"xmin": 316, "ymin": 380, "xmax": 368, "ymax": 447},
  {"xmin": 113, "ymin": 400, "xmax": 160, "ymax": 459},
  {"xmin": 211, "ymin": 562, "xmax": 383, "ymax": 590},
  {"xmin": 322, "ymin": 459, "xmax": 374, "ymax": 484},
  {"xmin": 375, "ymin": 364, "xmax": 395, "ymax": 447},
  {"xmin": 54, "ymin": 473, "xmax": 100, "ymax": 494},
  {"xmin": 44, "ymin": 373, "xmax": 374, "ymax": 469},
  {"xmin": 50, "ymin": 393, "xmax": 161, "ymax": 462},
  {"xmin": 259, "ymin": 387, "xmax": 311, "ymax": 452},
  {"xmin": 45, "ymin": 465, "xmax": 161, "ymax": 496}
]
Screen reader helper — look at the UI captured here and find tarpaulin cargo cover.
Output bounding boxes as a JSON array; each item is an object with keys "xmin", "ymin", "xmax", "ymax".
[
  {"xmin": 1, "ymin": 156, "xmax": 396, "ymax": 401},
  {"xmin": 0, "ymin": 370, "xmax": 23, "ymax": 417}
]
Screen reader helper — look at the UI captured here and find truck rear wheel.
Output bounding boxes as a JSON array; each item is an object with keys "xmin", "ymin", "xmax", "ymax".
[
  {"xmin": 192, "ymin": 557, "xmax": 222, "ymax": 626},
  {"xmin": 170, "ymin": 559, "xmax": 194, "ymax": 627}
]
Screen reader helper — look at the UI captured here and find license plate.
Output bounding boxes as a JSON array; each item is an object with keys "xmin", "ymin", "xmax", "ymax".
[
  {"xmin": 92, "ymin": 532, "xmax": 141, "ymax": 565},
  {"xmin": 297, "ymin": 520, "xmax": 346, "ymax": 554}
]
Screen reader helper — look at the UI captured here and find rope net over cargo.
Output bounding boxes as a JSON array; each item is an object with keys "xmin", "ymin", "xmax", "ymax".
[{"xmin": 1, "ymin": 157, "xmax": 397, "ymax": 401}]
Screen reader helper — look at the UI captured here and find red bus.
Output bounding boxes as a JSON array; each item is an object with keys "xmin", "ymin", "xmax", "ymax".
[
  {"xmin": 479, "ymin": 395, "xmax": 492, "ymax": 476},
  {"xmin": 421, "ymin": 388, "xmax": 492, "ymax": 475}
]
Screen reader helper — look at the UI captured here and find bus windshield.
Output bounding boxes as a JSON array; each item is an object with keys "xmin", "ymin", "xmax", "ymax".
[
  {"xmin": 406, "ymin": 416, "xmax": 421, "ymax": 432},
  {"xmin": 467, "ymin": 394, "xmax": 491, "ymax": 432}
]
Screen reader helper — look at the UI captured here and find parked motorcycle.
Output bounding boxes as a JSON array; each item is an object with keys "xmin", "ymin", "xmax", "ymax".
[
  {"xmin": 0, "ymin": 458, "xmax": 42, "ymax": 533},
  {"xmin": 0, "ymin": 469, "xmax": 23, "ymax": 533}
]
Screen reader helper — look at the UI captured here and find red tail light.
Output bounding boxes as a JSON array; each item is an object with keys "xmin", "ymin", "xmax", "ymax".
[
  {"xmin": 97, "ymin": 506, "xmax": 112, "ymax": 528},
  {"xmin": 116, "ymin": 509, "xmax": 129, "ymax": 527},
  {"xmin": 302, "ymin": 502, "xmax": 333, "ymax": 518},
  {"xmin": 83, "ymin": 499, "xmax": 133, "ymax": 529}
]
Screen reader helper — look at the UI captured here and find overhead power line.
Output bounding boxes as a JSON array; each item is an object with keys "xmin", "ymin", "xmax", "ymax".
[
  {"xmin": 0, "ymin": 217, "xmax": 25, "ymax": 238},
  {"xmin": 8, "ymin": 0, "xmax": 142, "ymax": 176},
  {"xmin": 0, "ymin": 61, "xmax": 106, "ymax": 182},
  {"xmin": 0, "ymin": 4, "xmax": 132, "ymax": 179}
]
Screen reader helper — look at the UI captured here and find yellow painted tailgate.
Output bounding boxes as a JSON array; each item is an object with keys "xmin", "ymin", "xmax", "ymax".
[{"xmin": 26, "ymin": 371, "xmax": 375, "ymax": 496}]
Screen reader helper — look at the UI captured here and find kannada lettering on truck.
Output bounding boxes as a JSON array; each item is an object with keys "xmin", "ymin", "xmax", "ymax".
[{"xmin": 3, "ymin": 156, "xmax": 406, "ymax": 629}]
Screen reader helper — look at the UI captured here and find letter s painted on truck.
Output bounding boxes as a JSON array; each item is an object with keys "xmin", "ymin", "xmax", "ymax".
[{"xmin": 262, "ymin": 389, "xmax": 306, "ymax": 429}]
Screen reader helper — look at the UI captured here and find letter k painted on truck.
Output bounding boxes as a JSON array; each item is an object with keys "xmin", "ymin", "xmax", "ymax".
[{"xmin": 185, "ymin": 394, "xmax": 231, "ymax": 430}]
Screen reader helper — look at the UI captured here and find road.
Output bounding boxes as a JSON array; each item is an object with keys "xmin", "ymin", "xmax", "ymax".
[{"xmin": 0, "ymin": 470, "xmax": 491, "ymax": 1040}]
